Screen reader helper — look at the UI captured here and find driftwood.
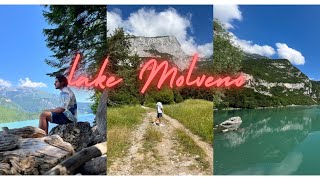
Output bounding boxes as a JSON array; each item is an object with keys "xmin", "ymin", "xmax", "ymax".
[
  {"xmin": 0, "ymin": 134, "xmax": 19, "ymax": 151},
  {"xmin": 1, "ymin": 126, "xmax": 46, "ymax": 138},
  {"xmin": 78, "ymin": 155, "xmax": 106, "ymax": 175},
  {"xmin": 0, "ymin": 127, "xmax": 74, "ymax": 175},
  {"xmin": 0, "ymin": 135, "xmax": 74, "ymax": 175},
  {"xmin": 45, "ymin": 142, "xmax": 107, "ymax": 175}
]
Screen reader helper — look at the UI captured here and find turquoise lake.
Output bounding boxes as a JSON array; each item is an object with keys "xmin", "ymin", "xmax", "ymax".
[
  {"xmin": 214, "ymin": 106, "xmax": 320, "ymax": 175},
  {"xmin": 0, "ymin": 114, "xmax": 95, "ymax": 132}
]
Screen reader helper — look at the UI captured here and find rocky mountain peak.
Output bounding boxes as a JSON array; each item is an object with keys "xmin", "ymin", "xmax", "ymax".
[{"xmin": 128, "ymin": 35, "xmax": 191, "ymax": 70}]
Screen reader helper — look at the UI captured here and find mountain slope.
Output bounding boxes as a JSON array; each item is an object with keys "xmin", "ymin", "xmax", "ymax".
[
  {"xmin": 0, "ymin": 87, "xmax": 94, "ymax": 123},
  {"xmin": 129, "ymin": 36, "xmax": 210, "ymax": 70},
  {"xmin": 217, "ymin": 54, "xmax": 320, "ymax": 109},
  {"xmin": 0, "ymin": 87, "xmax": 60, "ymax": 112},
  {"xmin": 0, "ymin": 106, "xmax": 38, "ymax": 123}
]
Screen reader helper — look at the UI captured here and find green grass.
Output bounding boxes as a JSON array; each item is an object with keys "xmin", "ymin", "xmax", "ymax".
[
  {"xmin": 108, "ymin": 105, "xmax": 145, "ymax": 129},
  {"xmin": 133, "ymin": 126, "xmax": 163, "ymax": 173},
  {"xmin": 174, "ymin": 128, "xmax": 210, "ymax": 171},
  {"xmin": 164, "ymin": 99, "xmax": 213, "ymax": 145},
  {"xmin": 107, "ymin": 105, "xmax": 146, "ymax": 168},
  {"xmin": 143, "ymin": 126, "xmax": 162, "ymax": 150}
]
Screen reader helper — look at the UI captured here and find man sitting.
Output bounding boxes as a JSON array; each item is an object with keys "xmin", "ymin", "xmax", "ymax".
[{"xmin": 39, "ymin": 75, "xmax": 77, "ymax": 134}]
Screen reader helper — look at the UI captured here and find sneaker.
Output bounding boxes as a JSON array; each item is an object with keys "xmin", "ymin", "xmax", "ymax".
[
  {"xmin": 152, "ymin": 122, "xmax": 157, "ymax": 126},
  {"xmin": 155, "ymin": 123, "xmax": 160, "ymax": 126},
  {"xmin": 159, "ymin": 124, "xmax": 165, "ymax": 127}
]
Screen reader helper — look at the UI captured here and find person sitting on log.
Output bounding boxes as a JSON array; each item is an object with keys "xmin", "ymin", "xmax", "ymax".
[{"xmin": 39, "ymin": 74, "xmax": 77, "ymax": 134}]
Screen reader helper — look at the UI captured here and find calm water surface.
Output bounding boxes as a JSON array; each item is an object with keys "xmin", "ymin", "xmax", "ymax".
[
  {"xmin": 0, "ymin": 114, "xmax": 95, "ymax": 132},
  {"xmin": 214, "ymin": 106, "xmax": 320, "ymax": 175}
]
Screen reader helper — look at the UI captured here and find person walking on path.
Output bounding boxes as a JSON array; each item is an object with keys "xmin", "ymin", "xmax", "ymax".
[{"xmin": 154, "ymin": 101, "xmax": 164, "ymax": 126}]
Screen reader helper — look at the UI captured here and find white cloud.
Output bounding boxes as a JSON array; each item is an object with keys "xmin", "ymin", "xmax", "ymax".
[
  {"xmin": 0, "ymin": 78, "xmax": 12, "ymax": 88},
  {"xmin": 107, "ymin": 8, "xmax": 213, "ymax": 57},
  {"xmin": 214, "ymin": 6, "xmax": 275, "ymax": 57},
  {"xmin": 107, "ymin": 10, "xmax": 124, "ymax": 37},
  {"xmin": 214, "ymin": 6, "xmax": 306, "ymax": 65},
  {"xmin": 18, "ymin": 78, "xmax": 47, "ymax": 88},
  {"xmin": 232, "ymin": 35, "xmax": 276, "ymax": 57},
  {"xmin": 276, "ymin": 43, "xmax": 305, "ymax": 65},
  {"xmin": 197, "ymin": 43, "xmax": 213, "ymax": 58},
  {"xmin": 214, "ymin": 5, "xmax": 242, "ymax": 29}
]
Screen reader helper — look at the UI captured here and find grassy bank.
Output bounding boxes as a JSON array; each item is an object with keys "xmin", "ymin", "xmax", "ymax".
[
  {"xmin": 107, "ymin": 105, "xmax": 146, "ymax": 168},
  {"xmin": 164, "ymin": 99, "xmax": 213, "ymax": 145}
]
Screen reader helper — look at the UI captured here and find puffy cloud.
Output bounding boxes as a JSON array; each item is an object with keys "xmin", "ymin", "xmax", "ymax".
[
  {"xmin": 0, "ymin": 78, "xmax": 12, "ymax": 88},
  {"xmin": 232, "ymin": 35, "xmax": 276, "ymax": 57},
  {"xmin": 18, "ymin": 78, "xmax": 47, "ymax": 88},
  {"xmin": 214, "ymin": 5, "xmax": 242, "ymax": 29},
  {"xmin": 214, "ymin": 5, "xmax": 275, "ymax": 57},
  {"xmin": 276, "ymin": 43, "xmax": 305, "ymax": 65},
  {"xmin": 107, "ymin": 8, "xmax": 213, "ymax": 57},
  {"xmin": 107, "ymin": 10, "xmax": 124, "ymax": 37},
  {"xmin": 197, "ymin": 43, "xmax": 213, "ymax": 58}
]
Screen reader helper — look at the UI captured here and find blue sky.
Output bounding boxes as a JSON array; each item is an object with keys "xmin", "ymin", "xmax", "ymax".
[
  {"xmin": 107, "ymin": 5, "xmax": 213, "ymax": 57},
  {"xmin": 215, "ymin": 5, "xmax": 320, "ymax": 81},
  {"xmin": 0, "ymin": 5, "xmax": 92, "ymax": 102}
]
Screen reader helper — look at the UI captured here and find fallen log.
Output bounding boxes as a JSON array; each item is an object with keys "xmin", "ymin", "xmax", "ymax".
[
  {"xmin": 0, "ymin": 134, "xmax": 19, "ymax": 151},
  {"xmin": 45, "ymin": 142, "xmax": 107, "ymax": 175},
  {"xmin": 1, "ymin": 126, "xmax": 46, "ymax": 138},
  {"xmin": 0, "ymin": 136, "xmax": 74, "ymax": 175},
  {"xmin": 78, "ymin": 155, "xmax": 106, "ymax": 175}
]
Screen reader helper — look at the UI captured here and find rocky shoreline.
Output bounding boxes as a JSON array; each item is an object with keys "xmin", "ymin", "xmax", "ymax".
[{"xmin": 214, "ymin": 104, "xmax": 320, "ymax": 111}]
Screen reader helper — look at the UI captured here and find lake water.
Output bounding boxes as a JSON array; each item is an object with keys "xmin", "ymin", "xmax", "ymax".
[
  {"xmin": 214, "ymin": 106, "xmax": 320, "ymax": 175},
  {"xmin": 0, "ymin": 114, "xmax": 95, "ymax": 132}
]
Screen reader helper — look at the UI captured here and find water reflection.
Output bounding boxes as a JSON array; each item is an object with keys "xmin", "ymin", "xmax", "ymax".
[{"xmin": 214, "ymin": 106, "xmax": 320, "ymax": 175}]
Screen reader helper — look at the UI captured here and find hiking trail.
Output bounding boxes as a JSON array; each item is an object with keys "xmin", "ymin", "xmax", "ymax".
[{"xmin": 108, "ymin": 106, "xmax": 213, "ymax": 175}]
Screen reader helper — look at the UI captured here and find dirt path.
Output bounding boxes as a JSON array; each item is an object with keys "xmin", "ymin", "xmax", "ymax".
[{"xmin": 108, "ymin": 106, "xmax": 213, "ymax": 175}]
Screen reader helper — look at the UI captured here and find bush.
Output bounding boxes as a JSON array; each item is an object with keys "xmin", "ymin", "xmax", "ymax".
[
  {"xmin": 144, "ymin": 87, "xmax": 174, "ymax": 104},
  {"xmin": 173, "ymin": 90, "xmax": 184, "ymax": 103}
]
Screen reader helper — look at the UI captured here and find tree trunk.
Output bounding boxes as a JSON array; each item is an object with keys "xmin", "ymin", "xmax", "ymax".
[
  {"xmin": 94, "ymin": 89, "xmax": 107, "ymax": 138},
  {"xmin": 45, "ymin": 142, "xmax": 107, "ymax": 175}
]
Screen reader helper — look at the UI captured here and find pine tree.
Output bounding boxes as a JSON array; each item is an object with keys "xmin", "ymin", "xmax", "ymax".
[{"xmin": 43, "ymin": 5, "xmax": 107, "ymax": 138}]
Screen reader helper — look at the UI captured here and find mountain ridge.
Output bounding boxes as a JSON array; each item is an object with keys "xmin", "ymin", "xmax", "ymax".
[{"xmin": 217, "ymin": 53, "xmax": 320, "ymax": 109}]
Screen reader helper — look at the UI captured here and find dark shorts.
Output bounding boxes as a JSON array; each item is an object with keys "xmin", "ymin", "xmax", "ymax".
[
  {"xmin": 51, "ymin": 112, "xmax": 72, "ymax": 125},
  {"xmin": 157, "ymin": 113, "xmax": 163, "ymax": 118}
]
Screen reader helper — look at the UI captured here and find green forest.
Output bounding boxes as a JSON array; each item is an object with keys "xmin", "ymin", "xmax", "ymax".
[{"xmin": 0, "ymin": 106, "xmax": 38, "ymax": 123}]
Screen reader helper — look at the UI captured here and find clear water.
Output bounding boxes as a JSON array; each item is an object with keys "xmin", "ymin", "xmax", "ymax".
[
  {"xmin": 0, "ymin": 114, "xmax": 95, "ymax": 132},
  {"xmin": 214, "ymin": 106, "xmax": 320, "ymax": 175}
]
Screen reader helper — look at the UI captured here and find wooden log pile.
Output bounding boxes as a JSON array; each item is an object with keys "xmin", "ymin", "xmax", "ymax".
[
  {"xmin": 0, "ymin": 126, "xmax": 107, "ymax": 175},
  {"xmin": 0, "ymin": 126, "xmax": 74, "ymax": 175}
]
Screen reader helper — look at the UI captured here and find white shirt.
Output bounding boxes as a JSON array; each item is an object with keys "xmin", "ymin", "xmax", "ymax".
[
  {"xmin": 156, "ymin": 102, "xmax": 163, "ymax": 114},
  {"xmin": 59, "ymin": 87, "xmax": 77, "ymax": 122}
]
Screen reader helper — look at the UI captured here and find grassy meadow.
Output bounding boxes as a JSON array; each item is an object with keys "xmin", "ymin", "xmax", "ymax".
[
  {"xmin": 164, "ymin": 99, "xmax": 213, "ymax": 145},
  {"xmin": 107, "ymin": 105, "xmax": 146, "ymax": 167}
]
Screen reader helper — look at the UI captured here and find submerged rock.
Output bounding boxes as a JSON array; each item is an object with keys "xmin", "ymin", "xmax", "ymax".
[
  {"xmin": 215, "ymin": 116, "xmax": 242, "ymax": 133},
  {"xmin": 49, "ymin": 122, "xmax": 94, "ymax": 151}
]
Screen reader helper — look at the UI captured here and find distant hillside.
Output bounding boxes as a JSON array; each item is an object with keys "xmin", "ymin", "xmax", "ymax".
[
  {"xmin": 216, "ymin": 54, "xmax": 320, "ymax": 109},
  {"xmin": 0, "ymin": 87, "xmax": 94, "ymax": 123},
  {"xmin": 0, "ymin": 106, "xmax": 38, "ymax": 123},
  {"xmin": 0, "ymin": 87, "xmax": 60, "ymax": 112}
]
